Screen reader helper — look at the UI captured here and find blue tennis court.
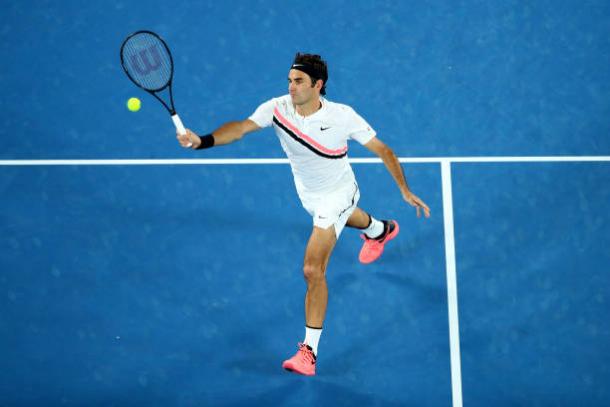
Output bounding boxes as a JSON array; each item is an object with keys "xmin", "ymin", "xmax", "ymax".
[{"xmin": 1, "ymin": 1, "xmax": 609, "ymax": 406}]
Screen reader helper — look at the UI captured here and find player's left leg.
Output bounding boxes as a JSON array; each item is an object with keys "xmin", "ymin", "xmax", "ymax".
[
  {"xmin": 345, "ymin": 206, "xmax": 371, "ymax": 228},
  {"xmin": 346, "ymin": 207, "xmax": 400, "ymax": 264}
]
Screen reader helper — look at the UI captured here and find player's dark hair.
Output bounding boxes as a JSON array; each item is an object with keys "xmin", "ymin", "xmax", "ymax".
[{"xmin": 293, "ymin": 53, "xmax": 328, "ymax": 95}]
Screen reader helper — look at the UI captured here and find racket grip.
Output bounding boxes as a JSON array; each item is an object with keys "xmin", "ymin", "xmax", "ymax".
[{"xmin": 172, "ymin": 113, "xmax": 192, "ymax": 147}]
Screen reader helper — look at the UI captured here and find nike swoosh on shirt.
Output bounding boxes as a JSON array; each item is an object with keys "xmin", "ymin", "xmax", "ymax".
[{"xmin": 320, "ymin": 126, "xmax": 331, "ymax": 131}]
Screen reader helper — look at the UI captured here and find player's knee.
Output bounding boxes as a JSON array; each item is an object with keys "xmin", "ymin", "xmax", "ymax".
[{"xmin": 303, "ymin": 263, "xmax": 324, "ymax": 282}]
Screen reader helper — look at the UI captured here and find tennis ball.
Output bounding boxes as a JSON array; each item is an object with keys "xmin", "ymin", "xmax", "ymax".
[{"xmin": 127, "ymin": 97, "xmax": 141, "ymax": 112}]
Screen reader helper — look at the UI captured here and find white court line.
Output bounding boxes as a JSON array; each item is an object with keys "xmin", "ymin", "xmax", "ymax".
[
  {"xmin": 0, "ymin": 158, "xmax": 289, "ymax": 166},
  {"xmin": 0, "ymin": 156, "xmax": 609, "ymax": 166},
  {"xmin": 441, "ymin": 161, "xmax": 463, "ymax": 407}
]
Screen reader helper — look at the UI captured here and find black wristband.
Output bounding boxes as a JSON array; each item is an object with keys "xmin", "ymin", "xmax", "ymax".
[{"xmin": 195, "ymin": 134, "xmax": 214, "ymax": 149}]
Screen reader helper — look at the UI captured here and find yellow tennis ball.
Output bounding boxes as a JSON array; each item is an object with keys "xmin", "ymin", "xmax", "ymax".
[{"xmin": 127, "ymin": 97, "xmax": 141, "ymax": 112}]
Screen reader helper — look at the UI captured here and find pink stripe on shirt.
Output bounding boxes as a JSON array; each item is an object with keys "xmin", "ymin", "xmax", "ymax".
[{"xmin": 273, "ymin": 108, "xmax": 348, "ymax": 156}]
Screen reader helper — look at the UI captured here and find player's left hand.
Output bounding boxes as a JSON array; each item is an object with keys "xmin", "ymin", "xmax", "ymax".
[{"xmin": 403, "ymin": 191, "xmax": 430, "ymax": 218}]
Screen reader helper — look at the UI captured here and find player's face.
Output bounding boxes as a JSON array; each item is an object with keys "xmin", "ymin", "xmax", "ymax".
[{"xmin": 288, "ymin": 69, "xmax": 319, "ymax": 105}]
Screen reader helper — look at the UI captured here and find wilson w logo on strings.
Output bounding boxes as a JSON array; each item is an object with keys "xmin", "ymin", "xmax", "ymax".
[{"xmin": 130, "ymin": 45, "xmax": 162, "ymax": 75}]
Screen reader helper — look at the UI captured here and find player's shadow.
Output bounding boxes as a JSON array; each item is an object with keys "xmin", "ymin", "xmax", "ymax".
[
  {"xmin": 372, "ymin": 271, "xmax": 446, "ymax": 305},
  {"xmin": 331, "ymin": 261, "xmax": 445, "ymax": 305}
]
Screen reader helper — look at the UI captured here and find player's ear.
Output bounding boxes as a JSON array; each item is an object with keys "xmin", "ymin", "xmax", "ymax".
[{"xmin": 314, "ymin": 78, "xmax": 324, "ymax": 92}]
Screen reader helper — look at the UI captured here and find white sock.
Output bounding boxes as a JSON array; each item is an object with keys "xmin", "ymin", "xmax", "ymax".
[
  {"xmin": 362, "ymin": 216, "xmax": 385, "ymax": 239},
  {"xmin": 304, "ymin": 326, "xmax": 322, "ymax": 356}
]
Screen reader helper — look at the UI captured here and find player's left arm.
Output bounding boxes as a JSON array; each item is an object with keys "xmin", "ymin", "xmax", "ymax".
[{"xmin": 364, "ymin": 136, "xmax": 431, "ymax": 218}]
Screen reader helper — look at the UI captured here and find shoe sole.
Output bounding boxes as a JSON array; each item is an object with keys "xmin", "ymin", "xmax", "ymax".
[
  {"xmin": 282, "ymin": 363, "xmax": 315, "ymax": 376},
  {"xmin": 283, "ymin": 367, "xmax": 315, "ymax": 376}
]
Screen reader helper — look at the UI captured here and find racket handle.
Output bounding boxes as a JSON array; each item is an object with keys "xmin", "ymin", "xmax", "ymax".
[{"xmin": 172, "ymin": 113, "xmax": 192, "ymax": 147}]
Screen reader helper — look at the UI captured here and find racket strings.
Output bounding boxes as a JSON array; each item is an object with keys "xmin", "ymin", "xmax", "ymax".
[{"xmin": 122, "ymin": 33, "xmax": 172, "ymax": 91}]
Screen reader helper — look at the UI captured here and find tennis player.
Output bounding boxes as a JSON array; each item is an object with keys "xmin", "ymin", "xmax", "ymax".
[{"xmin": 177, "ymin": 53, "xmax": 430, "ymax": 376}]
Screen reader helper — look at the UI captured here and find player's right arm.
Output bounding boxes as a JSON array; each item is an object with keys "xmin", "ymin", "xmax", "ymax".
[
  {"xmin": 177, "ymin": 119, "xmax": 261, "ymax": 149},
  {"xmin": 178, "ymin": 98, "xmax": 276, "ymax": 149}
]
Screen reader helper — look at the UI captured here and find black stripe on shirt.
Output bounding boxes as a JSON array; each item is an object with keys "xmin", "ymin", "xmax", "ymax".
[{"xmin": 272, "ymin": 116, "xmax": 347, "ymax": 160}]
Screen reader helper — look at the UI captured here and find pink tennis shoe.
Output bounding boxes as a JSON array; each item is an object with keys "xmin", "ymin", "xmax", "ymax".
[
  {"xmin": 358, "ymin": 220, "xmax": 400, "ymax": 264},
  {"xmin": 282, "ymin": 343, "xmax": 316, "ymax": 376}
]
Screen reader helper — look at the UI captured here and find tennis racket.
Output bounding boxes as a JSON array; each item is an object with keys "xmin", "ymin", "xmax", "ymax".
[{"xmin": 120, "ymin": 30, "xmax": 191, "ymax": 146}]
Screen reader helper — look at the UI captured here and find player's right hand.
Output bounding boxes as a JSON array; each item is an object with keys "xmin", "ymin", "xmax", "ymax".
[{"xmin": 177, "ymin": 128, "xmax": 200, "ymax": 149}]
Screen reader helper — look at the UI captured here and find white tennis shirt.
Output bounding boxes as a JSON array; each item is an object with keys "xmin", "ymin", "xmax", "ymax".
[{"xmin": 249, "ymin": 95, "xmax": 376, "ymax": 195}]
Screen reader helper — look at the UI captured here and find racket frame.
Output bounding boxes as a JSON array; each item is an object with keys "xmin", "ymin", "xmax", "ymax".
[{"xmin": 120, "ymin": 30, "xmax": 187, "ymax": 136}]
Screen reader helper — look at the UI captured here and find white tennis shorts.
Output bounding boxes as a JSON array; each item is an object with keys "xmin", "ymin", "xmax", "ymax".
[{"xmin": 298, "ymin": 181, "xmax": 360, "ymax": 238}]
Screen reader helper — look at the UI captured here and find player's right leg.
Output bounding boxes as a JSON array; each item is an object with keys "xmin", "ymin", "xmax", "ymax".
[
  {"xmin": 282, "ymin": 225, "xmax": 336, "ymax": 376},
  {"xmin": 346, "ymin": 207, "xmax": 399, "ymax": 264}
]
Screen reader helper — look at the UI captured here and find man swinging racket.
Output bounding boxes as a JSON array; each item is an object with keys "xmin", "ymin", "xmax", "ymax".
[{"xmin": 177, "ymin": 52, "xmax": 430, "ymax": 376}]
